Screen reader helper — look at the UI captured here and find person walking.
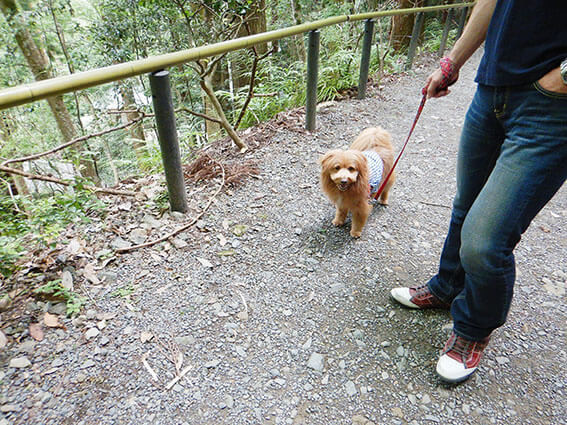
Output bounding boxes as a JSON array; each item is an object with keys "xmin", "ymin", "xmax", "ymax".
[{"xmin": 390, "ymin": 0, "xmax": 567, "ymax": 383}]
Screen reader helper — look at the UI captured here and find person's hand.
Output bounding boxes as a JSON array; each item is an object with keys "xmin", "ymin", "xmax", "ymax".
[
  {"xmin": 537, "ymin": 67, "xmax": 567, "ymax": 94},
  {"xmin": 423, "ymin": 57, "xmax": 459, "ymax": 99}
]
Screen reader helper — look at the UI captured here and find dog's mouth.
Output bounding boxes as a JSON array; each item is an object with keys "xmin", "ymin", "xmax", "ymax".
[{"xmin": 337, "ymin": 182, "xmax": 352, "ymax": 191}]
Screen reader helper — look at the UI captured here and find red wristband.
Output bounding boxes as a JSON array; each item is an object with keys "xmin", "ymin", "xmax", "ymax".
[{"xmin": 439, "ymin": 57, "xmax": 456, "ymax": 90}]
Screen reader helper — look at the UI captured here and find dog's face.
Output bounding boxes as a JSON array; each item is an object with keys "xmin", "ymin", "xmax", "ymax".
[{"xmin": 320, "ymin": 150, "xmax": 366, "ymax": 191}]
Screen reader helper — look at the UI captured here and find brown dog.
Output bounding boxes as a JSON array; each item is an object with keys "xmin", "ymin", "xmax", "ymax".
[{"xmin": 319, "ymin": 127, "xmax": 395, "ymax": 237}]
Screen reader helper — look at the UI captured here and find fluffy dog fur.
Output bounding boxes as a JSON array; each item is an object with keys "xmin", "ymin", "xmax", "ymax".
[{"xmin": 319, "ymin": 127, "xmax": 395, "ymax": 237}]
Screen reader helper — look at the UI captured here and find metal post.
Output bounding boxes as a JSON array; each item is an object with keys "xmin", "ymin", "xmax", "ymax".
[
  {"xmin": 405, "ymin": 12, "xmax": 425, "ymax": 70},
  {"xmin": 149, "ymin": 70, "xmax": 188, "ymax": 213},
  {"xmin": 305, "ymin": 30, "xmax": 320, "ymax": 132},
  {"xmin": 456, "ymin": 7, "xmax": 468, "ymax": 40},
  {"xmin": 358, "ymin": 19, "xmax": 375, "ymax": 99},
  {"xmin": 438, "ymin": 8, "xmax": 454, "ymax": 57}
]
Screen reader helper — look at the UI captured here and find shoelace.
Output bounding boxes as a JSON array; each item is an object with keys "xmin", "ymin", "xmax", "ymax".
[
  {"xmin": 446, "ymin": 334, "xmax": 474, "ymax": 362},
  {"xmin": 412, "ymin": 284, "xmax": 431, "ymax": 298}
]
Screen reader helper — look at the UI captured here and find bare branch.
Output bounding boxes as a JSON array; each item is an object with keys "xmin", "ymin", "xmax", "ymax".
[
  {"xmin": 2, "ymin": 116, "xmax": 145, "ymax": 167},
  {"xmin": 177, "ymin": 107, "xmax": 222, "ymax": 124},
  {"xmin": 0, "ymin": 164, "xmax": 137, "ymax": 197}
]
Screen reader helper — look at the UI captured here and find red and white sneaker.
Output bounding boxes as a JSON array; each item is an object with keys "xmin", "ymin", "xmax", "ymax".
[
  {"xmin": 390, "ymin": 284, "xmax": 451, "ymax": 310},
  {"xmin": 436, "ymin": 331, "xmax": 491, "ymax": 383}
]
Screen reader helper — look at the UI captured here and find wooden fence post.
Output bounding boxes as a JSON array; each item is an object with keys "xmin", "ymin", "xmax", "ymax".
[
  {"xmin": 149, "ymin": 70, "xmax": 188, "ymax": 213},
  {"xmin": 305, "ymin": 30, "xmax": 320, "ymax": 131},
  {"xmin": 456, "ymin": 6, "xmax": 468, "ymax": 39},
  {"xmin": 405, "ymin": 11, "xmax": 425, "ymax": 71},
  {"xmin": 358, "ymin": 19, "xmax": 375, "ymax": 99},
  {"xmin": 438, "ymin": 8, "xmax": 454, "ymax": 56}
]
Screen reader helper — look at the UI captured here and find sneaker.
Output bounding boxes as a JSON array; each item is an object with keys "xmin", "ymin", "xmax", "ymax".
[
  {"xmin": 436, "ymin": 331, "xmax": 491, "ymax": 383},
  {"xmin": 390, "ymin": 284, "xmax": 450, "ymax": 310}
]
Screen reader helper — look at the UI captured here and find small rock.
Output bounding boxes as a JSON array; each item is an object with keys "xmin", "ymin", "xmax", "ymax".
[
  {"xmin": 0, "ymin": 404, "xmax": 19, "ymax": 413},
  {"xmin": 345, "ymin": 380, "xmax": 357, "ymax": 396},
  {"xmin": 9, "ymin": 357, "xmax": 31, "ymax": 368},
  {"xmin": 391, "ymin": 407, "xmax": 403, "ymax": 418},
  {"xmin": 48, "ymin": 302, "xmax": 67, "ymax": 316},
  {"xmin": 496, "ymin": 356, "xmax": 509, "ymax": 365},
  {"xmin": 111, "ymin": 237, "xmax": 132, "ymax": 250},
  {"xmin": 204, "ymin": 359, "xmax": 221, "ymax": 368},
  {"xmin": 85, "ymin": 328, "xmax": 100, "ymax": 340},
  {"xmin": 172, "ymin": 238, "xmax": 188, "ymax": 249},
  {"xmin": 128, "ymin": 228, "xmax": 148, "ymax": 245},
  {"xmin": 81, "ymin": 359, "xmax": 96, "ymax": 369},
  {"xmin": 174, "ymin": 336, "xmax": 196, "ymax": 346},
  {"xmin": 307, "ymin": 352, "xmax": 324, "ymax": 372},
  {"xmin": 224, "ymin": 395, "xmax": 234, "ymax": 409}
]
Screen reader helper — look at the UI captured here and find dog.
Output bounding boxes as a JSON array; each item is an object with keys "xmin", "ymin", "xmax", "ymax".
[{"xmin": 319, "ymin": 127, "xmax": 395, "ymax": 238}]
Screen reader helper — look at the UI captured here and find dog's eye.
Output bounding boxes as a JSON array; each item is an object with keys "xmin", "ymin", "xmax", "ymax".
[
  {"xmin": 348, "ymin": 166, "xmax": 356, "ymax": 172},
  {"xmin": 334, "ymin": 165, "xmax": 340, "ymax": 170}
]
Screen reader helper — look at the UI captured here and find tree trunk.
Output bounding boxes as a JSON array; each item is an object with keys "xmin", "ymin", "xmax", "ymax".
[
  {"xmin": 390, "ymin": 0, "xmax": 424, "ymax": 52},
  {"xmin": 233, "ymin": 1, "xmax": 268, "ymax": 90},
  {"xmin": 200, "ymin": 75, "xmax": 247, "ymax": 151},
  {"xmin": 290, "ymin": 0, "xmax": 306, "ymax": 62},
  {"xmin": 119, "ymin": 83, "xmax": 147, "ymax": 166},
  {"xmin": 0, "ymin": 0, "xmax": 100, "ymax": 184}
]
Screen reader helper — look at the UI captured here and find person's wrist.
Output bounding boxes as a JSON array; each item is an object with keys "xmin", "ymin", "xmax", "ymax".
[{"xmin": 440, "ymin": 57, "xmax": 457, "ymax": 88}]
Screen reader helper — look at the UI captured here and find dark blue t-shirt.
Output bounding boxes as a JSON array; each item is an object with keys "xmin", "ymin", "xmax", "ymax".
[{"xmin": 475, "ymin": 0, "xmax": 567, "ymax": 86}]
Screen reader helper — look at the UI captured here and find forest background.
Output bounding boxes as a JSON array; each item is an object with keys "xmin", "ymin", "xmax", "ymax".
[{"xmin": 0, "ymin": 0, "xmax": 459, "ymax": 304}]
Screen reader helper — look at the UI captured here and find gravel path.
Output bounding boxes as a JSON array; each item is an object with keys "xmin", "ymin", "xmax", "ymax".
[{"xmin": 1, "ymin": 50, "xmax": 566, "ymax": 425}]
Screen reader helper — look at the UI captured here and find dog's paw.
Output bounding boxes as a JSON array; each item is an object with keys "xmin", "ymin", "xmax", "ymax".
[
  {"xmin": 350, "ymin": 230, "xmax": 362, "ymax": 238},
  {"xmin": 332, "ymin": 218, "xmax": 345, "ymax": 226}
]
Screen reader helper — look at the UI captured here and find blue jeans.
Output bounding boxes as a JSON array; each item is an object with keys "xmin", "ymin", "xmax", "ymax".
[{"xmin": 427, "ymin": 82, "xmax": 567, "ymax": 341}]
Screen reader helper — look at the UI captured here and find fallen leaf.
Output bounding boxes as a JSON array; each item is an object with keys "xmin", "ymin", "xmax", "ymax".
[
  {"xmin": 217, "ymin": 250, "xmax": 235, "ymax": 256},
  {"xmin": 44, "ymin": 312, "xmax": 65, "ymax": 329},
  {"xmin": 83, "ymin": 263, "xmax": 100, "ymax": 285},
  {"xmin": 66, "ymin": 238, "xmax": 84, "ymax": 256},
  {"xmin": 29, "ymin": 323, "xmax": 44, "ymax": 341},
  {"xmin": 118, "ymin": 201, "xmax": 132, "ymax": 211},
  {"xmin": 232, "ymin": 224, "xmax": 248, "ymax": 236},
  {"xmin": 236, "ymin": 311, "xmax": 249, "ymax": 321},
  {"xmin": 196, "ymin": 257, "xmax": 213, "ymax": 268},
  {"xmin": 217, "ymin": 234, "xmax": 227, "ymax": 247},
  {"xmin": 61, "ymin": 270, "xmax": 74, "ymax": 291}
]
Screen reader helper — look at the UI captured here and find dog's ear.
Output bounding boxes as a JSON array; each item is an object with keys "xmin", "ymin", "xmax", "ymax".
[
  {"xmin": 353, "ymin": 152, "xmax": 369, "ymax": 189},
  {"xmin": 319, "ymin": 150, "xmax": 340, "ymax": 168}
]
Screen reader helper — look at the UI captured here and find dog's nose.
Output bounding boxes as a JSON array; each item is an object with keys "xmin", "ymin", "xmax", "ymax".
[{"xmin": 341, "ymin": 179, "xmax": 348, "ymax": 184}]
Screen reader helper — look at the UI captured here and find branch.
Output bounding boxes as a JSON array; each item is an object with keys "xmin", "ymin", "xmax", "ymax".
[
  {"xmin": 0, "ymin": 164, "xmax": 137, "ymax": 197},
  {"xmin": 108, "ymin": 107, "xmax": 222, "ymax": 124},
  {"xmin": 115, "ymin": 155, "xmax": 226, "ymax": 253},
  {"xmin": 177, "ymin": 107, "xmax": 221, "ymax": 124},
  {"xmin": 1, "ymin": 116, "xmax": 145, "ymax": 167}
]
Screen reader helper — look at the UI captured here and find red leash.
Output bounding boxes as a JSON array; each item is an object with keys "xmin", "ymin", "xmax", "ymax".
[{"xmin": 373, "ymin": 57, "xmax": 456, "ymax": 200}]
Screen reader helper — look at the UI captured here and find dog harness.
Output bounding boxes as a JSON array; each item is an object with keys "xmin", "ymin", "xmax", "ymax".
[{"xmin": 363, "ymin": 150, "xmax": 384, "ymax": 196}]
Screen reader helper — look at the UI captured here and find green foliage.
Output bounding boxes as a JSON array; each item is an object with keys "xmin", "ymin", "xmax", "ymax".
[
  {"xmin": 110, "ymin": 283, "xmax": 136, "ymax": 298},
  {"xmin": 34, "ymin": 279, "xmax": 87, "ymax": 316},
  {"xmin": 0, "ymin": 187, "xmax": 106, "ymax": 277}
]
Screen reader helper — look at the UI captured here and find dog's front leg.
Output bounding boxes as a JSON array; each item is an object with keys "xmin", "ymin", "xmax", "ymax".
[
  {"xmin": 350, "ymin": 204, "xmax": 371, "ymax": 237},
  {"xmin": 332, "ymin": 207, "xmax": 348, "ymax": 226}
]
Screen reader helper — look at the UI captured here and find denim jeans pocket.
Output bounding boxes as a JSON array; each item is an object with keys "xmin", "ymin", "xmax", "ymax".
[{"xmin": 532, "ymin": 81, "xmax": 567, "ymax": 100}]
